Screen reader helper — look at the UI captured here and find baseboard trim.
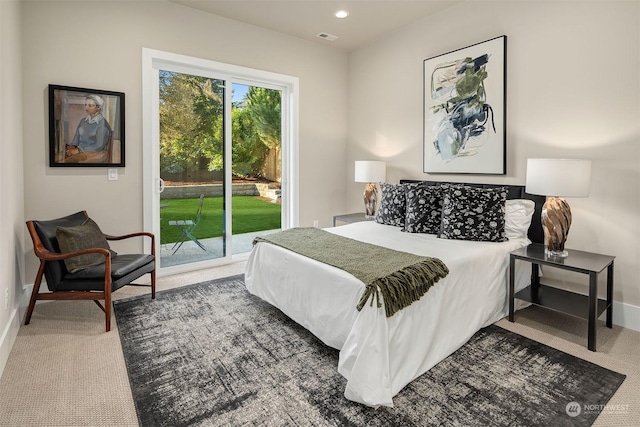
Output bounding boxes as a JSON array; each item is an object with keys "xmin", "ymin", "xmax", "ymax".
[
  {"xmin": 611, "ymin": 300, "xmax": 640, "ymax": 332},
  {"xmin": 0, "ymin": 284, "xmax": 32, "ymax": 377},
  {"xmin": 0, "ymin": 307, "xmax": 21, "ymax": 377}
]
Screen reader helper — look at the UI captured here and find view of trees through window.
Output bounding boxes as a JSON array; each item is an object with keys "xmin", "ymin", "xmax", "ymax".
[
  {"xmin": 158, "ymin": 71, "xmax": 281, "ymax": 183},
  {"xmin": 158, "ymin": 71, "xmax": 282, "ymax": 264}
]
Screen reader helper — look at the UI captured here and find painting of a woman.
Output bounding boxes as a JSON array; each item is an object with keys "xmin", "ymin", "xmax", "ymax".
[
  {"xmin": 64, "ymin": 94, "xmax": 113, "ymax": 163},
  {"xmin": 49, "ymin": 85, "xmax": 125, "ymax": 167}
]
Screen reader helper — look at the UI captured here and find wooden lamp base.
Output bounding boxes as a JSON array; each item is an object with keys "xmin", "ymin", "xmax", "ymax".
[
  {"xmin": 363, "ymin": 183, "xmax": 379, "ymax": 218},
  {"xmin": 542, "ymin": 196, "xmax": 572, "ymax": 257}
]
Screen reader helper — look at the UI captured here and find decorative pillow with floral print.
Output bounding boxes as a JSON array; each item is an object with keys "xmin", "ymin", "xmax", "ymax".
[
  {"xmin": 403, "ymin": 183, "xmax": 443, "ymax": 234},
  {"xmin": 375, "ymin": 183, "xmax": 408, "ymax": 227},
  {"xmin": 439, "ymin": 185, "xmax": 508, "ymax": 242}
]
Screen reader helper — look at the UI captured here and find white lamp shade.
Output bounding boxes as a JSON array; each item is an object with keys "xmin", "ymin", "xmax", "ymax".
[
  {"xmin": 355, "ymin": 160, "xmax": 386, "ymax": 183},
  {"xmin": 525, "ymin": 159, "xmax": 591, "ymax": 197}
]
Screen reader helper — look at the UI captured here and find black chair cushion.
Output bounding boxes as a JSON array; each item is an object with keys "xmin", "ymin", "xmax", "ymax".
[
  {"xmin": 66, "ymin": 254, "xmax": 154, "ymax": 280},
  {"xmin": 58, "ymin": 254, "xmax": 155, "ymax": 292}
]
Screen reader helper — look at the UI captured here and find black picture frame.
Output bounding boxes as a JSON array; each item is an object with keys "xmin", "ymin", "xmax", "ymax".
[
  {"xmin": 423, "ymin": 35, "xmax": 507, "ymax": 175},
  {"xmin": 49, "ymin": 84, "xmax": 125, "ymax": 167}
]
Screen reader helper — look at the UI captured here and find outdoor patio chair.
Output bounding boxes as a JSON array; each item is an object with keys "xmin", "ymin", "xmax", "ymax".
[
  {"xmin": 169, "ymin": 193, "xmax": 206, "ymax": 255},
  {"xmin": 25, "ymin": 211, "xmax": 156, "ymax": 332}
]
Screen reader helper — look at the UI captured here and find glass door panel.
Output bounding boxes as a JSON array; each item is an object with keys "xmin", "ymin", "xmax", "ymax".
[
  {"xmin": 230, "ymin": 83, "xmax": 282, "ymax": 255},
  {"xmin": 158, "ymin": 70, "xmax": 226, "ymax": 268}
]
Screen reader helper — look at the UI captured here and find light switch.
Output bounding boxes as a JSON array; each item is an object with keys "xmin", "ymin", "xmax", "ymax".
[{"xmin": 108, "ymin": 168, "xmax": 118, "ymax": 181}]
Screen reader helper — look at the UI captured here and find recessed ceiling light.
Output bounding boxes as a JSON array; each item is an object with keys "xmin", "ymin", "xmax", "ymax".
[{"xmin": 334, "ymin": 10, "xmax": 349, "ymax": 19}]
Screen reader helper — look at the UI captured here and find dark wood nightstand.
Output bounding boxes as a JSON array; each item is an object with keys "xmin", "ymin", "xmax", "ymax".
[
  {"xmin": 508, "ymin": 243, "xmax": 615, "ymax": 352},
  {"xmin": 333, "ymin": 213, "xmax": 370, "ymax": 227}
]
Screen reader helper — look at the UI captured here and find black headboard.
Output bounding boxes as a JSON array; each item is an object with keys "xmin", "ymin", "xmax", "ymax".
[{"xmin": 399, "ymin": 180, "xmax": 545, "ymax": 244}]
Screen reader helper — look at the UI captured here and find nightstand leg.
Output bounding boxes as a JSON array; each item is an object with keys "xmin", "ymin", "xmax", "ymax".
[
  {"xmin": 588, "ymin": 271, "xmax": 597, "ymax": 352},
  {"xmin": 531, "ymin": 263, "xmax": 540, "ymax": 300},
  {"xmin": 607, "ymin": 262, "xmax": 614, "ymax": 328},
  {"xmin": 508, "ymin": 255, "xmax": 515, "ymax": 322}
]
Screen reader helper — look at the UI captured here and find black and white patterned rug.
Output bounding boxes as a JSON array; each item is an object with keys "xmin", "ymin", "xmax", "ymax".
[{"xmin": 114, "ymin": 274, "xmax": 625, "ymax": 426}]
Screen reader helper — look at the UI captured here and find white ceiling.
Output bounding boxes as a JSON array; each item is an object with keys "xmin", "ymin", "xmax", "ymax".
[{"xmin": 169, "ymin": 0, "xmax": 464, "ymax": 51}]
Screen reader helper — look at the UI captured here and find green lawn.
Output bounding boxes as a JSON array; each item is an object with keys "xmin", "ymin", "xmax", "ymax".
[{"xmin": 160, "ymin": 196, "xmax": 281, "ymax": 244}]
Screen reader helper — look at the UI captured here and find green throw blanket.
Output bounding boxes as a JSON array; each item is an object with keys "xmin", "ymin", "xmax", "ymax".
[{"xmin": 253, "ymin": 227, "xmax": 449, "ymax": 317}]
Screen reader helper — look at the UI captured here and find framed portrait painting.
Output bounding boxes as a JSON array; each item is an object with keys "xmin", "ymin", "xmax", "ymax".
[
  {"xmin": 49, "ymin": 84, "xmax": 125, "ymax": 167},
  {"xmin": 423, "ymin": 35, "xmax": 506, "ymax": 174}
]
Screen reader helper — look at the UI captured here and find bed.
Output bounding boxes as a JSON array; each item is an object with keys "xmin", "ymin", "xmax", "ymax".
[{"xmin": 245, "ymin": 181, "xmax": 545, "ymax": 408}]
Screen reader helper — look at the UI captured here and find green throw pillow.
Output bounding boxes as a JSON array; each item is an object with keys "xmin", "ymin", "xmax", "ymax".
[{"xmin": 56, "ymin": 218, "xmax": 117, "ymax": 273}]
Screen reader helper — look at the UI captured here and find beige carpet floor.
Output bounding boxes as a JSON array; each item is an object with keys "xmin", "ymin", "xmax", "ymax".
[{"xmin": 0, "ymin": 261, "xmax": 638, "ymax": 426}]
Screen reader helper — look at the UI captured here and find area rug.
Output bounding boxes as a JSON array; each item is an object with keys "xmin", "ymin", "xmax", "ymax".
[{"xmin": 114, "ymin": 274, "xmax": 625, "ymax": 427}]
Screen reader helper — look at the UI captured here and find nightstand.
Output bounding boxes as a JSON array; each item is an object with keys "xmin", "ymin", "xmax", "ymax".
[
  {"xmin": 333, "ymin": 213, "xmax": 370, "ymax": 227},
  {"xmin": 508, "ymin": 243, "xmax": 615, "ymax": 352}
]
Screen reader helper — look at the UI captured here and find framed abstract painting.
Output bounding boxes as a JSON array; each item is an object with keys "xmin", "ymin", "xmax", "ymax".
[
  {"xmin": 49, "ymin": 84, "xmax": 125, "ymax": 167},
  {"xmin": 423, "ymin": 35, "xmax": 506, "ymax": 175}
]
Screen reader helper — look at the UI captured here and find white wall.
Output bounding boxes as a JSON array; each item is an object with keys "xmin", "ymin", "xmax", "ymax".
[
  {"xmin": 0, "ymin": 0, "xmax": 26, "ymax": 374},
  {"xmin": 347, "ymin": 1, "xmax": 640, "ymax": 325},
  {"xmin": 20, "ymin": 0, "xmax": 348, "ymax": 276}
]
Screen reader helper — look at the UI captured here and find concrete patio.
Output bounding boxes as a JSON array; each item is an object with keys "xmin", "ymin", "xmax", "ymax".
[{"xmin": 159, "ymin": 229, "xmax": 280, "ymax": 268}]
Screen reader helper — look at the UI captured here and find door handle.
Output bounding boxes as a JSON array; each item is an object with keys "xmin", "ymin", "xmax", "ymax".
[{"xmin": 158, "ymin": 178, "xmax": 165, "ymax": 193}]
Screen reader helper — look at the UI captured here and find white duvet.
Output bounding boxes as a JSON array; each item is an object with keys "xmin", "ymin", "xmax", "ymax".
[{"xmin": 245, "ymin": 221, "xmax": 531, "ymax": 407}]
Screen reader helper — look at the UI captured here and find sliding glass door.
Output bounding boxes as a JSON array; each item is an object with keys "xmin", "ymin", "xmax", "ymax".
[{"xmin": 143, "ymin": 49, "xmax": 298, "ymax": 275}]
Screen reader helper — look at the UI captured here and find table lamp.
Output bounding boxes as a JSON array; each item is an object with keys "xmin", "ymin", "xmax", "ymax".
[
  {"xmin": 525, "ymin": 158, "xmax": 591, "ymax": 257},
  {"xmin": 354, "ymin": 160, "xmax": 386, "ymax": 219}
]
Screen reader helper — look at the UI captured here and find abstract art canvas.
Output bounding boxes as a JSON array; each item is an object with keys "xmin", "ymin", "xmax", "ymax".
[{"xmin": 423, "ymin": 36, "xmax": 506, "ymax": 174}]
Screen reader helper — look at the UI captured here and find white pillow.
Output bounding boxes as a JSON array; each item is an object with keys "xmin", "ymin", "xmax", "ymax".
[{"xmin": 505, "ymin": 199, "xmax": 535, "ymax": 239}]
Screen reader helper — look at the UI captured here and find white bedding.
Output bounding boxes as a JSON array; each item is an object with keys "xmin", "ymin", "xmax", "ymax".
[{"xmin": 245, "ymin": 221, "xmax": 531, "ymax": 407}]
